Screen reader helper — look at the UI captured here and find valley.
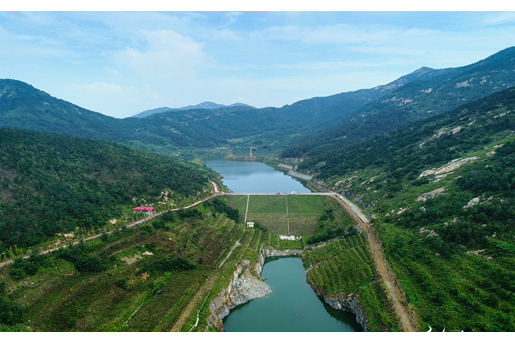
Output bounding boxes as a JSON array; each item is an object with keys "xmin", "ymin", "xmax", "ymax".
[{"xmin": 1, "ymin": 46, "xmax": 515, "ymax": 332}]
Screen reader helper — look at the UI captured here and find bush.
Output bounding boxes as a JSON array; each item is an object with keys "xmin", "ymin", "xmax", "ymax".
[
  {"xmin": 0, "ymin": 282, "xmax": 24, "ymax": 325},
  {"xmin": 115, "ymin": 279, "xmax": 128, "ymax": 291},
  {"xmin": 137, "ymin": 256, "xmax": 195, "ymax": 275}
]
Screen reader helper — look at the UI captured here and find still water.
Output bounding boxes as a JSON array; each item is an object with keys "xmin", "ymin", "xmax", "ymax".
[
  {"xmin": 223, "ymin": 257, "xmax": 362, "ymax": 332},
  {"xmin": 206, "ymin": 159, "xmax": 360, "ymax": 332},
  {"xmin": 205, "ymin": 159, "xmax": 310, "ymax": 193}
]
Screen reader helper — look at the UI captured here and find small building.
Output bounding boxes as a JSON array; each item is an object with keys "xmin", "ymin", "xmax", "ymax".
[
  {"xmin": 133, "ymin": 206, "xmax": 155, "ymax": 215},
  {"xmin": 246, "ymin": 222, "xmax": 255, "ymax": 228}
]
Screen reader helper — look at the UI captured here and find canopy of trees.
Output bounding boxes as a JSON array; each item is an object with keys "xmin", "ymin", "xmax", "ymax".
[{"xmin": 0, "ymin": 128, "xmax": 214, "ymax": 248}]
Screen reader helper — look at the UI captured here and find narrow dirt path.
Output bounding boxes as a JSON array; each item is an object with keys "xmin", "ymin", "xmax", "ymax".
[
  {"xmin": 329, "ymin": 194, "xmax": 418, "ymax": 332},
  {"xmin": 210, "ymin": 180, "xmax": 220, "ymax": 194},
  {"xmin": 170, "ymin": 274, "xmax": 218, "ymax": 332}
]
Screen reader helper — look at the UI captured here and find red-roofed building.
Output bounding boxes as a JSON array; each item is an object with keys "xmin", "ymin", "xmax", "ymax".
[{"xmin": 133, "ymin": 206, "xmax": 155, "ymax": 215}]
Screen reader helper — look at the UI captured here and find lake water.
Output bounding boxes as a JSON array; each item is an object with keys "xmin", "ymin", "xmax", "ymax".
[
  {"xmin": 205, "ymin": 159, "xmax": 310, "ymax": 193},
  {"xmin": 223, "ymin": 257, "xmax": 362, "ymax": 332},
  {"xmin": 206, "ymin": 159, "xmax": 360, "ymax": 332}
]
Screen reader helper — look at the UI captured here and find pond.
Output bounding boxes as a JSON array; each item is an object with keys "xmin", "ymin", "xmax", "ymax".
[{"xmin": 223, "ymin": 257, "xmax": 361, "ymax": 332}]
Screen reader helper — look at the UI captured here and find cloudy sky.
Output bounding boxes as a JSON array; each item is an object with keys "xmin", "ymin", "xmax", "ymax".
[{"xmin": 1, "ymin": 7, "xmax": 515, "ymax": 118}]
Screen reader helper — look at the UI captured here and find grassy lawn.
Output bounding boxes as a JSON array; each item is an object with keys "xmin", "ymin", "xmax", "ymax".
[{"xmin": 227, "ymin": 194, "xmax": 340, "ymax": 236}]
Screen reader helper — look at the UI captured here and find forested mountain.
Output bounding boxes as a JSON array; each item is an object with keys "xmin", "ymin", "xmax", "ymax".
[
  {"xmin": 282, "ymin": 46, "xmax": 515, "ymax": 158},
  {"xmin": 2, "ymin": 48, "xmax": 515, "ymax": 160},
  {"xmin": 0, "ymin": 127, "xmax": 215, "ymax": 249},
  {"xmin": 303, "ymin": 86, "xmax": 515, "ymax": 331},
  {"xmin": 0, "ymin": 62, "xmax": 450, "ymax": 155},
  {"xmin": 0, "ymin": 79, "xmax": 124, "ymax": 142},
  {"xmin": 132, "ymin": 102, "xmax": 253, "ymax": 118}
]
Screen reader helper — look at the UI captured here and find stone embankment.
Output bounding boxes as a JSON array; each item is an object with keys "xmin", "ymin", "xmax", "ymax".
[
  {"xmin": 262, "ymin": 246, "xmax": 370, "ymax": 332},
  {"xmin": 207, "ymin": 246, "xmax": 303, "ymax": 330},
  {"xmin": 277, "ymin": 163, "xmax": 313, "ymax": 181}
]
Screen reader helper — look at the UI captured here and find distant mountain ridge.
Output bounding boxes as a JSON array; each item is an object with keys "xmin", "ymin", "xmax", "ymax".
[
  {"xmin": 132, "ymin": 101, "xmax": 253, "ymax": 118},
  {"xmin": 282, "ymin": 46, "xmax": 515, "ymax": 158},
  {"xmin": 1, "ymin": 46, "xmax": 515, "ymax": 158}
]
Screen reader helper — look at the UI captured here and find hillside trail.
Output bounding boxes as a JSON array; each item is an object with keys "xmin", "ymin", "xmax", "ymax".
[
  {"xmin": 0, "ymin": 180, "xmax": 223, "ymax": 270},
  {"xmin": 330, "ymin": 194, "xmax": 418, "ymax": 332},
  {"xmin": 170, "ymin": 274, "xmax": 218, "ymax": 332}
]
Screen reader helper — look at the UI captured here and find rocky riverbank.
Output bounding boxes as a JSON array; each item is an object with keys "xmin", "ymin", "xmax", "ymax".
[
  {"xmin": 206, "ymin": 246, "xmax": 303, "ymax": 330},
  {"xmin": 207, "ymin": 258, "xmax": 271, "ymax": 330},
  {"xmin": 317, "ymin": 292, "xmax": 371, "ymax": 331},
  {"xmin": 261, "ymin": 246, "xmax": 371, "ymax": 331},
  {"xmin": 207, "ymin": 245, "xmax": 369, "ymax": 332}
]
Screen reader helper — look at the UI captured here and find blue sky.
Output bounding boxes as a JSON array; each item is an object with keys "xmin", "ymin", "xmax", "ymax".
[{"xmin": 1, "ymin": 8, "xmax": 515, "ymax": 118}]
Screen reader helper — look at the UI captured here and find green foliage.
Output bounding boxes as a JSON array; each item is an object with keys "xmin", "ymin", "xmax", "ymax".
[
  {"xmin": 176, "ymin": 209, "xmax": 203, "ymax": 220},
  {"xmin": 115, "ymin": 279, "xmax": 128, "ymax": 291},
  {"xmin": 8, "ymin": 251, "xmax": 45, "ymax": 279},
  {"xmin": 205, "ymin": 198, "xmax": 240, "ymax": 222},
  {"xmin": 0, "ymin": 127, "xmax": 212, "ymax": 248},
  {"xmin": 57, "ymin": 243, "xmax": 106, "ymax": 273},
  {"xmin": 305, "ymin": 85, "xmax": 515, "ymax": 331},
  {"xmin": 137, "ymin": 257, "xmax": 196, "ymax": 275},
  {"xmin": 303, "ymin": 234, "xmax": 396, "ymax": 331},
  {"xmin": 0, "ymin": 281, "xmax": 24, "ymax": 325}
]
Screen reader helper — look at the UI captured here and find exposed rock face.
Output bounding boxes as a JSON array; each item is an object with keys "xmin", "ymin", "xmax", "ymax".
[
  {"xmin": 319, "ymin": 293, "xmax": 371, "ymax": 332},
  {"xmin": 207, "ymin": 259, "xmax": 271, "ymax": 330},
  {"xmin": 207, "ymin": 246, "xmax": 369, "ymax": 332}
]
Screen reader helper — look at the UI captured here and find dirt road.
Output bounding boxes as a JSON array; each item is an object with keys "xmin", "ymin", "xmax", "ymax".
[
  {"xmin": 329, "ymin": 193, "xmax": 418, "ymax": 332},
  {"xmin": 170, "ymin": 274, "xmax": 218, "ymax": 332},
  {"xmin": 0, "ymin": 180, "xmax": 222, "ymax": 270}
]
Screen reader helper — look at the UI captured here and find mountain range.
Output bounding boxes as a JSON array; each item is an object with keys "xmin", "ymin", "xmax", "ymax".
[
  {"xmin": 1, "ymin": 47, "xmax": 515, "ymax": 160},
  {"xmin": 2, "ymin": 46, "xmax": 515, "ymax": 332},
  {"xmin": 132, "ymin": 101, "xmax": 253, "ymax": 118}
]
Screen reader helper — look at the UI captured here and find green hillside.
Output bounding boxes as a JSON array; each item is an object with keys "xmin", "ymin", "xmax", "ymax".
[
  {"xmin": 303, "ymin": 86, "xmax": 515, "ymax": 331},
  {"xmin": 0, "ymin": 127, "xmax": 215, "ymax": 249},
  {"xmin": 0, "ymin": 64, "xmax": 450, "ymax": 158},
  {"xmin": 282, "ymin": 46, "xmax": 515, "ymax": 158}
]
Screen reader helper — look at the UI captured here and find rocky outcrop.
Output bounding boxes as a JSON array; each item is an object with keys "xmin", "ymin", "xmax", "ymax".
[
  {"xmin": 207, "ymin": 246, "xmax": 370, "ymax": 332},
  {"xmin": 320, "ymin": 293, "xmax": 371, "ymax": 332},
  {"xmin": 207, "ymin": 247, "xmax": 304, "ymax": 330},
  {"xmin": 207, "ymin": 259, "xmax": 271, "ymax": 330}
]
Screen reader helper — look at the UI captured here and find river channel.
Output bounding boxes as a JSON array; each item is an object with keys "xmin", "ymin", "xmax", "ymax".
[{"xmin": 205, "ymin": 159, "xmax": 361, "ymax": 332}]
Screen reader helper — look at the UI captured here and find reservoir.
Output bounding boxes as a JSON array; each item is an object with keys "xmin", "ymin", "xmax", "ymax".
[
  {"xmin": 206, "ymin": 159, "xmax": 360, "ymax": 332},
  {"xmin": 205, "ymin": 159, "xmax": 310, "ymax": 193},
  {"xmin": 223, "ymin": 257, "xmax": 362, "ymax": 332}
]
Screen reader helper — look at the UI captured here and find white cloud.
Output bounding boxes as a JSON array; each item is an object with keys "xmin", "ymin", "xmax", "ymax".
[{"xmin": 112, "ymin": 29, "xmax": 206, "ymax": 80}]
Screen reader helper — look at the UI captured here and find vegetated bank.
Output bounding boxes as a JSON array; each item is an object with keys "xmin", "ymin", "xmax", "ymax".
[
  {"xmin": 210, "ymin": 194, "xmax": 399, "ymax": 332},
  {"xmin": 0, "ymin": 197, "xmax": 253, "ymax": 331},
  {"xmin": 1, "ymin": 181, "xmax": 396, "ymax": 331},
  {"xmin": 296, "ymin": 86, "xmax": 515, "ymax": 331},
  {"xmin": 0, "ymin": 127, "xmax": 217, "ymax": 253}
]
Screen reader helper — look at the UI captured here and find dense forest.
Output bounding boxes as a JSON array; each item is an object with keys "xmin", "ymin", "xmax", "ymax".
[{"xmin": 0, "ymin": 128, "xmax": 215, "ymax": 249}]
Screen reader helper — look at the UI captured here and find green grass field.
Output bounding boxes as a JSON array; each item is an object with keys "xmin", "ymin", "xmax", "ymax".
[{"xmin": 227, "ymin": 194, "xmax": 336, "ymax": 236}]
